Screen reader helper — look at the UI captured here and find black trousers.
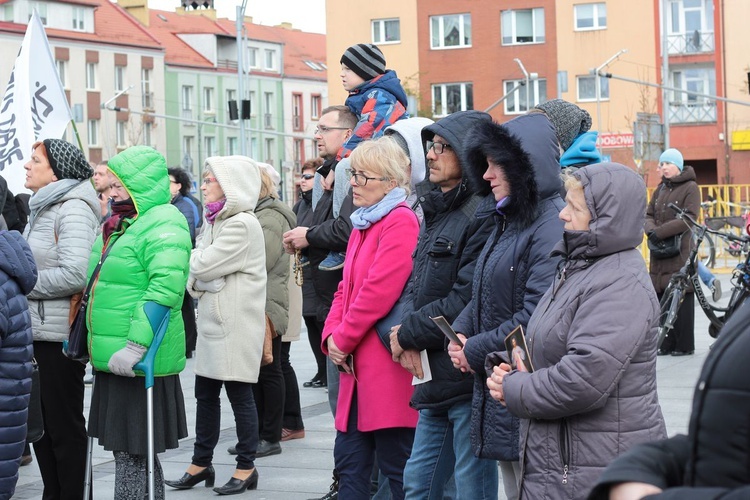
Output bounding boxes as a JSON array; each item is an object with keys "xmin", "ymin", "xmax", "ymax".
[
  {"xmin": 281, "ymin": 341, "xmax": 304, "ymax": 431},
  {"xmin": 33, "ymin": 341, "xmax": 88, "ymax": 500},
  {"xmin": 252, "ymin": 335, "xmax": 284, "ymax": 443},
  {"xmin": 659, "ymin": 291, "xmax": 695, "ymax": 353},
  {"xmin": 180, "ymin": 292, "xmax": 197, "ymax": 357},
  {"xmin": 304, "ymin": 316, "xmax": 327, "ymax": 383},
  {"xmin": 192, "ymin": 375, "xmax": 258, "ymax": 470}
]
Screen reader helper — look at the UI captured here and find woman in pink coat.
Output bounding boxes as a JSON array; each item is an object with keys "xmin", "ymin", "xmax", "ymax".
[{"xmin": 322, "ymin": 136, "xmax": 420, "ymax": 500}]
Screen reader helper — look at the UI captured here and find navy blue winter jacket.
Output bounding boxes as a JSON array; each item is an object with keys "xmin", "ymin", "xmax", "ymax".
[{"xmin": 0, "ymin": 230, "xmax": 37, "ymax": 499}]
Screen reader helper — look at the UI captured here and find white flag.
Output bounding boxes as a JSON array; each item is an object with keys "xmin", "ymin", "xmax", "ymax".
[{"xmin": 0, "ymin": 10, "xmax": 73, "ymax": 194}]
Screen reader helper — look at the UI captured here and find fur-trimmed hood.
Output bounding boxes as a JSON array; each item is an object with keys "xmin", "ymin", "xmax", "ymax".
[{"xmin": 462, "ymin": 113, "xmax": 562, "ymax": 227}]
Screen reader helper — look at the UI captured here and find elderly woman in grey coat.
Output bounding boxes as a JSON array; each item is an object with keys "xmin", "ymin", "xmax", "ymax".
[
  {"xmin": 23, "ymin": 139, "xmax": 99, "ymax": 500},
  {"xmin": 487, "ymin": 163, "xmax": 667, "ymax": 500}
]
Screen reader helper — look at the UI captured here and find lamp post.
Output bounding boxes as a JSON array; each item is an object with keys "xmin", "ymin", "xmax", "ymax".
[
  {"xmin": 236, "ymin": 1, "xmax": 248, "ymax": 156},
  {"xmin": 513, "ymin": 58, "xmax": 538, "ymax": 112},
  {"xmin": 592, "ymin": 48, "xmax": 628, "ymax": 154}
]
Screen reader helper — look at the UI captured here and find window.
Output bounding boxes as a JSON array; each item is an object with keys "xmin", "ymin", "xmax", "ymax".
[
  {"xmin": 203, "ymin": 87, "xmax": 214, "ymax": 113},
  {"xmin": 246, "ymin": 47, "xmax": 259, "ymax": 69},
  {"xmin": 227, "ymin": 137, "xmax": 238, "ymax": 155},
  {"xmin": 574, "ymin": 3, "xmax": 607, "ymax": 30},
  {"xmin": 264, "ymin": 50, "xmax": 276, "ymax": 71},
  {"xmin": 114, "ymin": 65, "xmax": 125, "ymax": 92},
  {"xmin": 85, "ymin": 63, "xmax": 97, "ymax": 90},
  {"xmin": 669, "ymin": 66, "xmax": 716, "ymax": 123},
  {"xmin": 667, "ymin": 0, "xmax": 714, "ymax": 54},
  {"xmin": 72, "ymin": 6, "xmax": 84, "ymax": 30},
  {"xmin": 183, "ymin": 136, "xmax": 194, "ymax": 162},
  {"xmin": 577, "ymin": 75, "xmax": 609, "ymax": 101},
  {"xmin": 248, "ymin": 91, "xmax": 256, "ymax": 117},
  {"xmin": 503, "ymin": 79, "xmax": 548, "ymax": 114},
  {"xmin": 372, "ymin": 18, "xmax": 400, "ymax": 44},
  {"xmin": 501, "ymin": 8, "xmax": 545, "ymax": 45},
  {"xmin": 143, "ymin": 122, "xmax": 152, "ymax": 147},
  {"xmin": 264, "ymin": 92, "xmax": 274, "ymax": 129},
  {"xmin": 292, "ymin": 93, "xmax": 303, "ymax": 131},
  {"xmin": 311, "ymin": 94, "xmax": 321, "ymax": 120},
  {"xmin": 56, "ymin": 60, "xmax": 66, "ymax": 88},
  {"xmin": 141, "ymin": 68, "xmax": 153, "ymax": 109},
  {"xmin": 204, "ymin": 136, "xmax": 216, "ymax": 158},
  {"xmin": 265, "ymin": 138, "xmax": 275, "ymax": 165},
  {"xmin": 116, "ymin": 120, "xmax": 126, "ymax": 147},
  {"xmin": 432, "ymin": 83, "xmax": 474, "ymax": 117},
  {"xmin": 293, "ymin": 139, "xmax": 304, "ymax": 169},
  {"xmin": 430, "ymin": 14, "xmax": 471, "ymax": 49},
  {"xmin": 182, "ymin": 85, "xmax": 193, "ymax": 120},
  {"xmin": 87, "ymin": 119, "xmax": 99, "ymax": 146},
  {"xmin": 3, "ymin": 4, "xmax": 14, "ymax": 22}
]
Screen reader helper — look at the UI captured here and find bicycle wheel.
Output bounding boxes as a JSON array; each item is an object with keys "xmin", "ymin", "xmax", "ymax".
[
  {"xmin": 693, "ymin": 232, "xmax": 715, "ymax": 268},
  {"xmin": 657, "ymin": 283, "xmax": 685, "ymax": 348}
]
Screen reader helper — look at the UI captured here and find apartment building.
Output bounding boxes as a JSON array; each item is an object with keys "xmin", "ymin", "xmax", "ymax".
[{"xmin": 0, "ymin": 0, "xmax": 166, "ymax": 164}]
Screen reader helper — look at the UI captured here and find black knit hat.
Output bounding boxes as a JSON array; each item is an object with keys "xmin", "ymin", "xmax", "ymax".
[
  {"xmin": 534, "ymin": 99, "xmax": 592, "ymax": 151},
  {"xmin": 340, "ymin": 44, "xmax": 386, "ymax": 81},
  {"xmin": 34, "ymin": 139, "xmax": 93, "ymax": 181}
]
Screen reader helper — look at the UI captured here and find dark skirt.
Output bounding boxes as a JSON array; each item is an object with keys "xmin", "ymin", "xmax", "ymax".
[{"xmin": 88, "ymin": 372, "xmax": 188, "ymax": 455}]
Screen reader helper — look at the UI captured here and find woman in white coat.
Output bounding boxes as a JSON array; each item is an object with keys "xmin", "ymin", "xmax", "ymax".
[{"xmin": 165, "ymin": 156, "xmax": 267, "ymax": 496}]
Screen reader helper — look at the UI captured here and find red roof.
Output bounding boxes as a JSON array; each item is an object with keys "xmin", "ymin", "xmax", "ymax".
[{"xmin": 148, "ymin": 9, "xmax": 225, "ymax": 69}]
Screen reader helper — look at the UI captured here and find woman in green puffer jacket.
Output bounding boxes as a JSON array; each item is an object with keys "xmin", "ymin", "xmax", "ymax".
[{"xmin": 86, "ymin": 146, "xmax": 192, "ymax": 500}]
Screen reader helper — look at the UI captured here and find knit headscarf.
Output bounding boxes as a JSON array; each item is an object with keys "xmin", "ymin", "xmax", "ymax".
[
  {"xmin": 32, "ymin": 139, "xmax": 93, "ymax": 181},
  {"xmin": 534, "ymin": 99, "xmax": 592, "ymax": 151}
]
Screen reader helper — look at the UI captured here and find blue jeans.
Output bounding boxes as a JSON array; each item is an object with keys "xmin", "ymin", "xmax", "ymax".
[
  {"xmin": 326, "ymin": 357, "xmax": 340, "ymax": 417},
  {"xmin": 403, "ymin": 402, "xmax": 498, "ymax": 500},
  {"xmin": 697, "ymin": 261, "xmax": 715, "ymax": 288}
]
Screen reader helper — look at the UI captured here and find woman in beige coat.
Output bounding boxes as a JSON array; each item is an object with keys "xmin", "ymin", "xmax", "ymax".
[{"xmin": 165, "ymin": 156, "xmax": 267, "ymax": 495}]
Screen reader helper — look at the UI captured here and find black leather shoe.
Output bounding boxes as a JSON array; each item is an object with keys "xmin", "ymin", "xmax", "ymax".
[
  {"xmin": 671, "ymin": 350, "xmax": 694, "ymax": 356},
  {"xmin": 311, "ymin": 379, "xmax": 327, "ymax": 388},
  {"xmin": 657, "ymin": 348, "xmax": 672, "ymax": 356},
  {"xmin": 303, "ymin": 376, "xmax": 321, "ymax": 388},
  {"xmin": 213, "ymin": 469, "xmax": 258, "ymax": 495},
  {"xmin": 165, "ymin": 465, "xmax": 215, "ymax": 489},
  {"xmin": 256, "ymin": 439, "xmax": 282, "ymax": 458},
  {"xmin": 227, "ymin": 445, "xmax": 238, "ymax": 455}
]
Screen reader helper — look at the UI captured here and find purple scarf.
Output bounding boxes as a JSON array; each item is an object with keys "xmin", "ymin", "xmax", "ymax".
[{"xmin": 205, "ymin": 199, "xmax": 226, "ymax": 225}]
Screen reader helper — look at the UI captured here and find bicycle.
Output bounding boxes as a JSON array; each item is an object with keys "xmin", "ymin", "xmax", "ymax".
[{"xmin": 657, "ymin": 203, "xmax": 750, "ymax": 348}]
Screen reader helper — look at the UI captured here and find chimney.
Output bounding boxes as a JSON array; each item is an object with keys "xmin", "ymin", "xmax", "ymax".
[
  {"xmin": 118, "ymin": 0, "xmax": 149, "ymax": 27},
  {"xmin": 179, "ymin": 0, "xmax": 217, "ymax": 21},
  {"xmin": 277, "ymin": 22, "xmax": 294, "ymax": 30}
]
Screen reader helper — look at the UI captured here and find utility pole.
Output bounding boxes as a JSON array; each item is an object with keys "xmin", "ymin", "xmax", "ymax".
[
  {"xmin": 661, "ymin": 0, "xmax": 670, "ymax": 149},
  {"xmin": 513, "ymin": 59, "xmax": 537, "ymax": 112},
  {"xmin": 236, "ymin": 1, "xmax": 248, "ymax": 156},
  {"xmin": 592, "ymin": 49, "xmax": 627, "ymax": 153}
]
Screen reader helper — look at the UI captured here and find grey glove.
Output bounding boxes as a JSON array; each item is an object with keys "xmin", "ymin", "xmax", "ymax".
[{"xmin": 108, "ymin": 341, "xmax": 148, "ymax": 377}]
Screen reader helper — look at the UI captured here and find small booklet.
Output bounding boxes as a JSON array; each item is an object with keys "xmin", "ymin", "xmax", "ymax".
[
  {"xmin": 504, "ymin": 325, "xmax": 534, "ymax": 373},
  {"xmin": 430, "ymin": 316, "xmax": 464, "ymax": 347},
  {"xmin": 412, "ymin": 350, "xmax": 432, "ymax": 386}
]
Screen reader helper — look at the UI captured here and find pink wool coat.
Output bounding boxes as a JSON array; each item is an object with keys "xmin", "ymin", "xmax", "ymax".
[{"xmin": 323, "ymin": 204, "xmax": 420, "ymax": 432}]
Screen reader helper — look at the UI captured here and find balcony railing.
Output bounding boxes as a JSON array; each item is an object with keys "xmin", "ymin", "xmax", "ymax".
[
  {"xmin": 668, "ymin": 101, "xmax": 716, "ymax": 124},
  {"xmin": 667, "ymin": 31, "xmax": 715, "ymax": 55}
]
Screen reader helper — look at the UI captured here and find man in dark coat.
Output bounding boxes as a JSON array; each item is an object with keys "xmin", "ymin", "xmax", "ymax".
[
  {"xmin": 448, "ymin": 113, "xmax": 565, "ymax": 499},
  {"xmin": 386, "ymin": 110, "xmax": 497, "ymax": 498},
  {"xmin": 0, "ymin": 230, "xmax": 37, "ymax": 499}
]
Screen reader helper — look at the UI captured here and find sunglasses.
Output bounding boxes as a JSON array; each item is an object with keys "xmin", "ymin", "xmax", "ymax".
[{"xmin": 301, "ymin": 174, "xmax": 315, "ymax": 180}]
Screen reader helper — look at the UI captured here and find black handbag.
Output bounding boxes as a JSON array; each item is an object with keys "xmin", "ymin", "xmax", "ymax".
[
  {"xmin": 64, "ymin": 241, "xmax": 117, "ymax": 363},
  {"xmin": 27, "ymin": 359, "xmax": 43, "ymax": 443},
  {"xmin": 648, "ymin": 233, "xmax": 683, "ymax": 259}
]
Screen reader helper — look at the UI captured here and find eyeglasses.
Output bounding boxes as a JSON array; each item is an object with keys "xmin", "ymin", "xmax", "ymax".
[
  {"xmin": 169, "ymin": 179, "xmax": 179, "ymax": 184},
  {"xmin": 301, "ymin": 174, "xmax": 315, "ymax": 180},
  {"xmin": 426, "ymin": 140, "xmax": 452, "ymax": 155},
  {"xmin": 202, "ymin": 177, "xmax": 218, "ymax": 185},
  {"xmin": 346, "ymin": 169, "xmax": 387, "ymax": 187},
  {"xmin": 315, "ymin": 125, "xmax": 350, "ymax": 135}
]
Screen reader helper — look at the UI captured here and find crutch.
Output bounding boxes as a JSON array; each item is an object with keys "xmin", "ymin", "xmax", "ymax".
[{"xmin": 134, "ymin": 302, "xmax": 170, "ymax": 500}]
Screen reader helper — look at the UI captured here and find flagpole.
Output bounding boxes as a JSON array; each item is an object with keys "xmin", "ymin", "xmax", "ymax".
[{"xmin": 69, "ymin": 119, "xmax": 84, "ymax": 151}]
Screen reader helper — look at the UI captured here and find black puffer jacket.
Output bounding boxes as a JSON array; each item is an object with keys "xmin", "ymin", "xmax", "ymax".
[
  {"xmin": 397, "ymin": 111, "xmax": 494, "ymax": 410},
  {"xmin": 588, "ymin": 298, "xmax": 750, "ymax": 500},
  {"xmin": 0, "ymin": 231, "xmax": 37, "ymax": 499},
  {"xmin": 293, "ymin": 190, "xmax": 316, "ymax": 317},
  {"xmin": 305, "ymin": 161, "xmax": 355, "ymax": 322},
  {"xmin": 452, "ymin": 113, "xmax": 565, "ymax": 461}
]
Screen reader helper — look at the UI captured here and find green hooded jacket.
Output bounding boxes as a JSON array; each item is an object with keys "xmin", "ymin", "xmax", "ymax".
[{"xmin": 86, "ymin": 146, "xmax": 191, "ymax": 376}]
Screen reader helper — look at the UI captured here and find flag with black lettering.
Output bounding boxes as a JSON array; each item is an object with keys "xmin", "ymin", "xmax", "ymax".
[{"xmin": 0, "ymin": 10, "xmax": 72, "ymax": 194}]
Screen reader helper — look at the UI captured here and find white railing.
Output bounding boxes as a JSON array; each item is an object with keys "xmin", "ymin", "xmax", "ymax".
[
  {"xmin": 668, "ymin": 101, "xmax": 716, "ymax": 124},
  {"xmin": 667, "ymin": 31, "xmax": 714, "ymax": 54}
]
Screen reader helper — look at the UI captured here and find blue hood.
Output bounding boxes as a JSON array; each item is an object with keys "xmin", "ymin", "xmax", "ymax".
[
  {"xmin": 0, "ymin": 230, "xmax": 37, "ymax": 295},
  {"xmin": 349, "ymin": 70, "xmax": 409, "ymax": 109}
]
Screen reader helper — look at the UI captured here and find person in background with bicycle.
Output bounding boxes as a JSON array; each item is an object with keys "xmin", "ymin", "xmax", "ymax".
[{"xmin": 646, "ymin": 148, "xmax": 701, "ymax": 356}]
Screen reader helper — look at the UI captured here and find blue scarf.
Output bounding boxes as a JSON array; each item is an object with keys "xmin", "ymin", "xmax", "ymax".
[{"xmin": 350, "ymin": 187, "xmax": 407, "ymax": 230}]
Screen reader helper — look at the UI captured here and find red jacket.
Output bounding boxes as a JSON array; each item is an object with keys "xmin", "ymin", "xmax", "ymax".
[{"xmin": 323, "ymin": 204, "xmax": 419, "ymax": 432}]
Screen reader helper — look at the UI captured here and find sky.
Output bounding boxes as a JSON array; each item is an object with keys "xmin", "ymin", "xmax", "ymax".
[{"xmin": 145, "ymin": 0, "xmax": 326, "ymax": 34}]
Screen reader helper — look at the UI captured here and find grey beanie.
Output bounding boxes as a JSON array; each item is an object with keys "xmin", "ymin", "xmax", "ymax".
[
  {"xmin": 534, "ymin": 99, "xmax": 592, "ymax": 151},
  {"xmin": 340, "ymin": 44, "xmax": 386, "ymax": 81}
]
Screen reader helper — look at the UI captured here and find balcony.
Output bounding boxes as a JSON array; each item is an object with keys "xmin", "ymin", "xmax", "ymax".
[
  {"xmin": 668, "ymin": 101, "xmax": 716, "ymax": 124},
  {"xmin": 667, "ymin": 31, "xmax": 714, "ymax": 55}
]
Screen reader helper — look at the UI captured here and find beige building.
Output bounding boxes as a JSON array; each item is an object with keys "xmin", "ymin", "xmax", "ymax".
[{"xmin": 325, "ymin": 0, "xmax": 420, "ymax": 110}]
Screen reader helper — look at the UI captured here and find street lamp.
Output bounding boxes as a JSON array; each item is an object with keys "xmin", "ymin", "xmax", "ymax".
[
  {"xmin": 236, "ymin": 1, "xmax": 249, "ymax": 156},
  {"xmin": 592, "ymin": 48, "xmax": 628, "ymax": 152},
  {"xmin": 514, "ymin": 58, "xmax": 538, "ymax": 112}
]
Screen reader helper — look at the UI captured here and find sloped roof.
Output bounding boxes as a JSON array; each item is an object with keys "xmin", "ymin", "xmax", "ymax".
[
  {"xmin": 148, "ymin": 9, "xmax": 224, "ymax": 69},
  {"xmin": 0, "ymin": 0, "xmax": 162, "ymax": 50}
]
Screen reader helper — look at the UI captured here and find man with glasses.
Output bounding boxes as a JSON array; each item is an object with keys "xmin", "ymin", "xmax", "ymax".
[{"xmin": 387, "ymin": 111, "xmax": 500, "ymax": 499}]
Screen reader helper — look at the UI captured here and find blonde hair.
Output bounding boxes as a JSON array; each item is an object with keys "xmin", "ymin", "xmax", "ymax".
[
  {"xmin": 350, "ymin": 136, "xmax": 411, "ymax": 195},
  {"xmin": 561, "ymin": 168, "xmax": 584, "ymax": 193},
  {"xmin": 258, "ymin": 168, "xmax": 279, "ymax": 199}
]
